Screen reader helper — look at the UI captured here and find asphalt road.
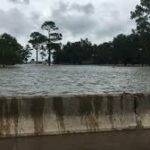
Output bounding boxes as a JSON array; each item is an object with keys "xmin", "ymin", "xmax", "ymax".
[{"xmin": 0, "ymin": 129, "xmax": 150, "ymax": 150}]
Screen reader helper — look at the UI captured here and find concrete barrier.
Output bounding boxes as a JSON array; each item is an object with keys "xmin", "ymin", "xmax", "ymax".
[{"xmin": 0, "ymin": 93, "xmax": 150, "ymax": 138}]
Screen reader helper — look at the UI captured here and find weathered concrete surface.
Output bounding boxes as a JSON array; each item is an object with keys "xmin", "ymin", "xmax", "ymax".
[{"xmin": 0, "ymin": 93, "xmax": 150, "ymax": 137}]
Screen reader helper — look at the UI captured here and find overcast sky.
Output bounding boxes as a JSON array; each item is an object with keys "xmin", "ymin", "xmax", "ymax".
[{"xmin": 0, "ymin": 0, "xmax": 140, "ymax": 45}]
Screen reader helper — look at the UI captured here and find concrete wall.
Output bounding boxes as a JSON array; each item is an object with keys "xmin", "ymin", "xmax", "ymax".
[{"xmin": 0, "ymin": 93, "xmax": 150, "ymax": 138}]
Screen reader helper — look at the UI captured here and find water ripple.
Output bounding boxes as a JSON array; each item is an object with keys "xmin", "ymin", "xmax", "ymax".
[{"xmin": 0, "ymin": 64, "xmax": 150, "ymax": 96}]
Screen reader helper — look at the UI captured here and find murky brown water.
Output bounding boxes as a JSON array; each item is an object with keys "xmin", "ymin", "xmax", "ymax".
[
  {"xmin": 0, "ymin": 64, "xmax": 150, "ymax": 96},
  {"xmin": 1, "ymin": 130, "xmax": 150, "ymax": 150}
]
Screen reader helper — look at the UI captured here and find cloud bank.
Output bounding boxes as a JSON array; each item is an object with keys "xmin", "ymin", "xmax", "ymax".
[
  {"xmin": 9, "ymin": 0, "xmax": 29, "ymax": 4},
  {"xmin": 0, "ymin": 0, "xmax": 139, "ymax": 44}
]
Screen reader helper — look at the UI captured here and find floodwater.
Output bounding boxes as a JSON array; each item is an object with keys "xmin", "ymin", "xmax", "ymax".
[
  {"xmin": 0, "ymin": 64, "xmax": 150, "ymax": 96},
  {"xmin": 1, "ymin": 129, "xmax": 150, "ymax": 150}
]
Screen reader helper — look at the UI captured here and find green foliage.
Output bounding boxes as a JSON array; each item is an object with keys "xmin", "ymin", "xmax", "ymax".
[
  {"xmin": 93, "ymin": 42, "xmax": 113, "ymax": 64},
  {"xmin": 53, "ymin": 1, "xmax": 150, "ymax": 66},
  {"xmin": 29, "ymin": 32, "xmax": 47, "ymax": 63},
  {"xmin": 112, "ymin": 34, "xmax": 139, "ymax": 65},
  {"xmin": 29, "ymin": 32, "xmax": 47, "ymax": 47},
  {"xmin": 41, "ymin": 21, "xmax": 62, "ymax": 66},
  {"xmin": 28, "ymin": 21, "xmax": 62, "ymax": 65},
  {"xmin": 53, "ymin": 39, "xmax": 93, "ymax": 64},
  {"xmin": 0, "ymin": 33, "xmax": 29, "ymax": 66},
  {"xmin": 23, "ymin": 45, "xmax": 32, "ymax": 63},
  {"xmin": 131, "ymin": 0, "xmax": 150, "ymax": 65},
  {"xmin": 131, "ymin": 0, "xmax": 150, "ymax": 34},
  {"xmin": 41, "ymin": 21, "xmax": 59, "ymax": 32},
  {"xmin": 26, "ymin": 4, "xmax": 150, "ymax": 66},
  {"xmin": 53, "ymin": 33, "xmax": 149, "ymax": 65}
]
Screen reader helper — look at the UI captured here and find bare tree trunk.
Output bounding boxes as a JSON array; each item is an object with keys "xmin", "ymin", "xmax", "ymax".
[
  {"xmin": 36, "ymin": 49, "xmax": 38, "ymax": 64},
  {"xmin": 48, "ymin": 49, "xmax": 51, "ymax": 66}
]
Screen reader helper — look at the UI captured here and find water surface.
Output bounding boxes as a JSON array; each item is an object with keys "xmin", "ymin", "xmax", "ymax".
[{"xmin": 0, "ymin": 64, "xmax": 150, "ymax": 96}]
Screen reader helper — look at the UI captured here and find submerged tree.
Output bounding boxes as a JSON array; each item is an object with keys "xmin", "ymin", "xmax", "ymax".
[
  {"xmin": 40, "ymin": 45, "xmax": 47, "ymax": 61},
  {"xmin": 29, "ymin": 32, "xmax": 47, "ymax": 63},
  {"xmin": 0, "ymin": 33, "xmax": 28, "ymax": 67},
  {"xmin": 41, "ymin": 21, "xmax": 62, "ymax": 66},
  {"xmin": 23, "ymin": 44, "xmax": 32, "ymax": 63},
  {"xmin": 93, "ymin": 42, "xmax": 113, "ymax": 64},
  {"xmin": 131, "ymin": 0, "xmax": 150, "ymax": 34},
  {"xmin": 131, "ymin": 0, "xmax": 150, "ymax": 65},
  {"xmin": 53, "ymin": 39, "xmax": 93, "ymax": 64}
]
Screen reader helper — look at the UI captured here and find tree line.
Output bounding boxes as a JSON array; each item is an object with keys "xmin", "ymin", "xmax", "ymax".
[
  {"xmin": 0, "ymin": 0, "xmax": 149, "ymax": 66},
  {"xmin": 53, "ymin": 34, "xmax": 143, "ymax": 65},
  {"xmin": 53, "ymin": 0, "xmax": 150, "ymax": 66},
  {"xmin": 0, "ymin": 33, "xmax": 31, "ymax": 67}
]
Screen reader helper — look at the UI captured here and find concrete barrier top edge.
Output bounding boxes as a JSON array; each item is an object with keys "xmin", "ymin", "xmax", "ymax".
[{"xmin": 0, "ymin": 92, "xmax": 149, "ymax": 99}]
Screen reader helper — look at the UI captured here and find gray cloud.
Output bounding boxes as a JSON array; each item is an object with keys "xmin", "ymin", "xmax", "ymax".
[
  {"xmin": 9, "ymin": 0, "xmax": 29, "ymax": 4},
  {"xmin": 0, "ymin": 8, "xmax": 40, "ymax": 43},
  {"xmin": 93, "ymin": 2, "xmax": 136, "ymax": 42},
  {"xmin": 50, "ymin": 1, "xmax": 135, "ymax": 43},
  {"xmin": 71, "ymin": 3, "xmax": 95, "ymax": 14},
  {"xmin": 51, "ymin": 2, "xmax": 97, "ymax": 37},
  {"xmin": 0, "ymin": 0, "xmax": 138, "ymax": 44}
]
